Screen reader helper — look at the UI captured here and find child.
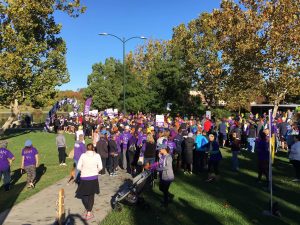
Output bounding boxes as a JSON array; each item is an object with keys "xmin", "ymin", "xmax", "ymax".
[{"xmin": 231, "ymin": 132, "xmax": 241, "ymax": 172}]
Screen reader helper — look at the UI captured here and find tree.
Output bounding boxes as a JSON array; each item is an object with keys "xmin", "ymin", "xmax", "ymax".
[
  {"xmin": 84, "ymin": 58, "xmax": 123, "ymax": 110},
  {"xmin": 211, "ymin": 0, "xmax": 300, "ymax": 115},
  {"xmin": 0, "ymin": 0, "xmax": 85, "ymax": 132}
]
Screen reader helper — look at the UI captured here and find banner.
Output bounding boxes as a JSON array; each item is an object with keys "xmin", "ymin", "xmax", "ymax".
[{"xmin": 84, "ymin": 97, "xmax": 92, "ymax": 116}]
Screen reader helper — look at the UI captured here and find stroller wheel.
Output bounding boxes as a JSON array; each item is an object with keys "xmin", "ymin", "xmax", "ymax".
[{"xmin": 114, "ymin": 202, "xmax": 122, "ymax": 212}]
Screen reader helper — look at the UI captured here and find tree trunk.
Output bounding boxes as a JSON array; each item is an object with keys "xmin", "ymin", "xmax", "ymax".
[
  {"xmin": 272, "ymin": 91, "xmax": 287, "ymax": 119},
  {"xmin": 0, "ymin": 99, "xmax": 19, "ymax": 135}
]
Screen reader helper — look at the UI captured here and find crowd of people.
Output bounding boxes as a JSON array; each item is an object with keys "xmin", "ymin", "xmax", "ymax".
[{"xmin": 1, "ymin": 109, "xmax": 300, "ymax": 220}]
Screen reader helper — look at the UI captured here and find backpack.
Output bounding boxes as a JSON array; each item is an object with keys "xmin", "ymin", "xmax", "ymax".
[{"xmin": 128, "ymin": 144, "xmax": 136, "ymax": 152}]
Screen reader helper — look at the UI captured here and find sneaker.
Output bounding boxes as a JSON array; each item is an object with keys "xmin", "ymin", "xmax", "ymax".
[
  {"xmin": 62, "ymin": 163, "xmax": 67, "ymax": 166},
  {"xmin": 189, "ymin": 171, "xmax": 193, "ymax": 175},
  {"xmin": 113, "ymin": 173, "xmax": 118, "ymax": 176},
  {"xmin": 184, "ymin": 171, "xmax": 188, "ymax": 175},
  {"xmin": 85, "ymin": 213, "xmax": 94, "ymax": 220},
  {"xmin": 109, "ymin": 173, "xmax": 113, "ymax": 177}
]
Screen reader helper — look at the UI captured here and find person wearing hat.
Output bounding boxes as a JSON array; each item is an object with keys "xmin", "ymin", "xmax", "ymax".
[
  {"xmin": 157, "ymin": 144, "xmax": 174, "ymax": 208},
  {"xmin": 21, "ymin": 140, "xmax": 39, "ymax": 188},
  {"xmin": 76, "ymin": 126, "xmax": 85, "ymax": 143},
  {"xmin": 56, "ymin": 129, "xmax": 67, "ymax": 166},
  {"xmin": 0, "ymin": 141, "xmax": 15, "ymax": 191}
]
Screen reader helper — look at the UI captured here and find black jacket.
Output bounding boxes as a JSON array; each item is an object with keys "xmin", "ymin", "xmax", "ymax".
[{"xmin": 96, "ymin": 138, "xmax": 108, "ymax": 158}]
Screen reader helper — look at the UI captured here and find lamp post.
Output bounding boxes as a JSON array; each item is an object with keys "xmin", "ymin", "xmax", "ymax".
[{"xmin": 99, "ymin": 33, "xmax": 147, "ymax": 114}]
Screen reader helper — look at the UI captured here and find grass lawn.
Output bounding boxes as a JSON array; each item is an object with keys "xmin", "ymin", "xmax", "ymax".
[
  {"xmin": 0, "ymin": 130, "xmax": 81, "ymax": 213},
  {"xmin": 101, "ymin": 148, "xmax": 300, "ymax": 225}
]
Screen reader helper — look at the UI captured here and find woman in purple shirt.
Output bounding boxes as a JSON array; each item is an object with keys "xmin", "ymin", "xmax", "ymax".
[{"xmin": 21, "ymin": 140, "xmax": 39, "ymax": 188}]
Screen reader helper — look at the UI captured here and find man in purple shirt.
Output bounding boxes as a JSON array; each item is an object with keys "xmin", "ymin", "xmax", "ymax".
[
  {"xmin": 0, "ymin": 140, "xmax": 15, "ymax": 191},
  {"xmin": 120, "ymin": 125, "xmax": 132, "ymax": 170}
]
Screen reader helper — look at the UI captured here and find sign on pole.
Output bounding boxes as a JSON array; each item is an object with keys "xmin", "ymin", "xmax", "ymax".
[
  {"xmin": 268, "ymin": 109, "xmax": 273, "ymax": 214},
  {"xmin": 206, "ymin": 111, "xmax": 211, "ymax": 120}
]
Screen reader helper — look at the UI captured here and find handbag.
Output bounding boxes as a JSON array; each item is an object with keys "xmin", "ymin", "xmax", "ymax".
[{"xmin": 137, "ymin": 155, "xmax": 144, "ymax": 165}]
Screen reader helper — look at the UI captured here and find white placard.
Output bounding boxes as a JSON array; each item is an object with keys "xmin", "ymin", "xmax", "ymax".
[
  {"xmin": 156, "ymin": 115, "xmax": 164, "ymax": 127},
  {"xmin": 206, "ymin": 111, "xmax": 211, "ymax": 120}
]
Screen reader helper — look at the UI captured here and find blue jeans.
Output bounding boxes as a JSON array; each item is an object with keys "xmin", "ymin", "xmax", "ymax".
[
  {"xmin": 232, "ymin": 151, "xmax": 239, "ymax": 170},
  {"xmin": 247, "ymin": 138, "xmax": 256, "ymax": 152},
  {"xmin": 0, "ymin": 168, "xmax": 11, "ymax": 190}
]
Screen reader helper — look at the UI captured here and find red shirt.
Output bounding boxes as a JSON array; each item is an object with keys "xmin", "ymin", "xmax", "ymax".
[{"xmin": 204, "ymin": 120, "xmax": 212, "ymax": 132}]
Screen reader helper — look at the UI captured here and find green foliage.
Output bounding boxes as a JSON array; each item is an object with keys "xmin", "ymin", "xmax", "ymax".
[
  {"xmin": 211, "ymin": 108, "xmax": 232, "ymax": 119},
  {"xmin": 0, "ymin": 0, "xmax": 85, "ymax": 107},
  {"xmin": 84, "ymin": 58, "xmax": 123, "ymax": 110}
]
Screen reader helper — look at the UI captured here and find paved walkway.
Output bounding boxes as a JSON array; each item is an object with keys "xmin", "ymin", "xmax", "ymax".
[{"xmin": 0, "ymin": 171, "xmax": 131, "ymax": 225}]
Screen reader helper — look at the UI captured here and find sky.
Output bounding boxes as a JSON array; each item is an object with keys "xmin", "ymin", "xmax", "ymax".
[{"xmin": 55, "ymin": 0, "xmax": 221, "ymax": 91}]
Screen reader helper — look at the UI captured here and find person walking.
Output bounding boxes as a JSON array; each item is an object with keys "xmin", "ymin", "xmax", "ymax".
[
  {"xmin": 289, "ymin": 135, "xmax": 300, "ymax": 182},
  {"xmin": 157, "ymin": 145, "xmax": 174, "ymax": 208},
  {"xmin": 0, "ymin": 140, "xmax": 15, "ymax": 191},
  {"xmin": 183, "ymin": 133, "xmax": 195, "ymax": 174},
  {"xmin": 120, "ymin": 125, "xmax": 132, "ymax": 170},
  {"xmin": 76, "ymin": 143, "xmax": 102, "ymax": 220},
  {"xmin": 108, "ymin": 134, "xmax": 119, "ymax": 176},
  {"xmin": 256, "ymin": 132, "xmax": 269, "ymax": 183},
  {"xmin": 21, "ymin": 140, "xmax": 39, "ymax": 188},
  {"xmin": 56, "ymin": 130, "xmax": 67, "ymax": 166},
  {"xmin": 96, "ymin": 133, "xmax": 108, "ymax": 175},
  {"xmin": 206, "ymin": 134, "xmax": 222, "ymax": 182},
  {"xmin": 231, "ymin": 132, "xmax": 241, "ymax": 172},
  {"xmin": 74, "ymin": 134, "xmax": 86, "ymax": 181},
  {"xmin": 144, "ymin": 134, "xmax": 156, "ymax": 166},
  {"xmin": 194, "ymin": 130, "xmax": 209, "ymax": 172}
]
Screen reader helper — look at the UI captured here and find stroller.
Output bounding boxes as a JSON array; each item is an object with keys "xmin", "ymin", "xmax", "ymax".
[{"xmin": 111, "ymin": 169, "xmax": 154, "ymax": 211}]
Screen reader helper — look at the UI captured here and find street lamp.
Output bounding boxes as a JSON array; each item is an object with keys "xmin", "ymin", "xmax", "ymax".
[{"xmin": 99, "ymin": 33, "xmax": 147, "ymax": 114}]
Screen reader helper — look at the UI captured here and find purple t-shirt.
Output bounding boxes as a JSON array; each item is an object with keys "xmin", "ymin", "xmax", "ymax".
[
  {"xmin": 74, "ymin": 141, "xmax": 86, "ymax": 161},
  {"xmin": 0, "ymin": 148, "xmax": 14, "ymax": 171},
  {"xmin": 121, "ymin": 132, "xmax": 132, "ymax": 148},
  {"xmin": 137, "ymin": 134, "xmax": 147, "ymax": 153},
  {"xmin": 22, "ymin": 147, "xmax": 38, "ymax": 167},
  {"xmin": 167, "ymin": 140, "xmax": 176, "ymax": 155}
]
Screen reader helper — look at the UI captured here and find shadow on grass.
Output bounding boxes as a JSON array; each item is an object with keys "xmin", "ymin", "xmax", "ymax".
[
  {"xmin": 0, "ymin": 181, "xmax": 27, "ymax": 224},
  {"xmin": 0, "ymin": 130, "xmax": 31, "ymax": 140},
  {"xmin": 175, "ymin": 153, "xmax": 299, "ymax": 225},
  {"xmin": 35, "ymin": 164, "xmax": 47, "ymax": 186}
]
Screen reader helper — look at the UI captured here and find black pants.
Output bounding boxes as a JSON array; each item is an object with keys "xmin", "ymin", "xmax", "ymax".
[
  {"xmin": 109, "ymin": 155, "xmax": 118, "ymax": 173},
  {"xmin": 291, "ymin": 160, "xmax": 300, "ymax": 179},
  {"xmin": 127, "ymin": 151, "xmax": 135, "ymax": 172},
  {"xmin": 58, "ymin": 147, "xmax": 66, "ymax": 164},
  {"xmin": 159, "ymin": 180, "xmax": 172, "ymax": 205},
  {"xmin": 208, "ymin": 160, "xmax": 220, "ymax": 175},
  {"xmin": 81, "ymin": 194, "xmax": 94, "ymax": 212},
  {"xmin": 195, "ymin": 151, "xmax": 207, "ymax": 172},
  {"xmin": 100, "ymin": 157, "xmax": 107, "ymax": 174}
]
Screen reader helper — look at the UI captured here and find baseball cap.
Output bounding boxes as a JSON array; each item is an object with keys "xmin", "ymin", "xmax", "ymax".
[{"xmin": 25, "ymin": 140, "xmax": 32, "ymax": 147}]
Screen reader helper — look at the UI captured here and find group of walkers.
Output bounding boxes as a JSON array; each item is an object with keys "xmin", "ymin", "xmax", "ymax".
[
  {"xmin": 1, "ymin": 109, "xmax": 300, "ymax": 220},
  {"xmin": 0, "ymin": 139, "xmax": 39, "ymax": 191}
]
